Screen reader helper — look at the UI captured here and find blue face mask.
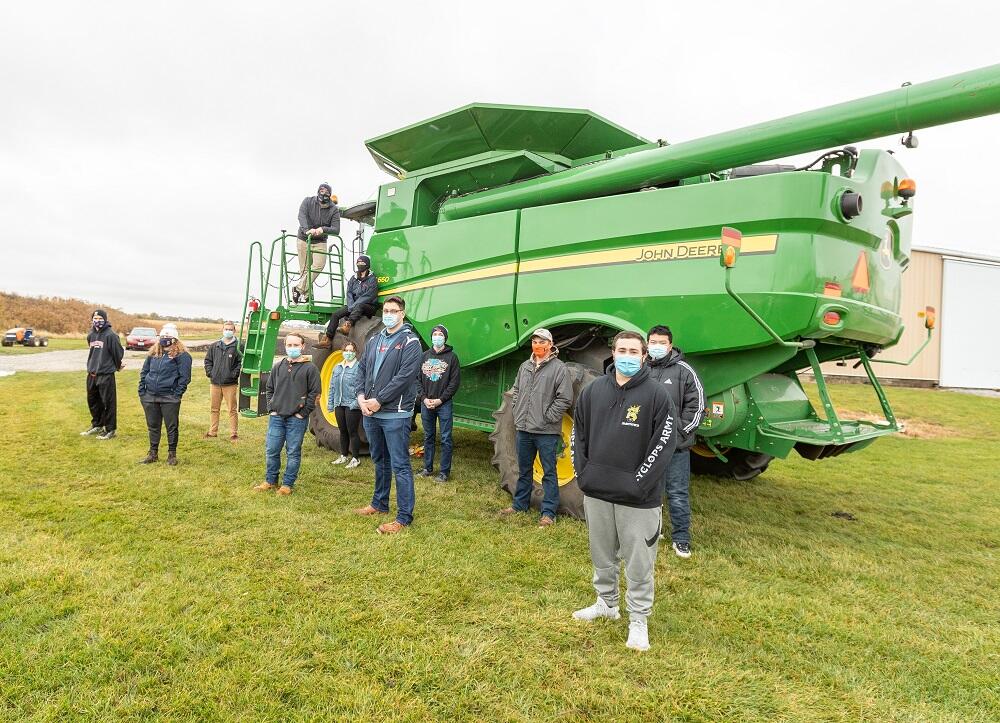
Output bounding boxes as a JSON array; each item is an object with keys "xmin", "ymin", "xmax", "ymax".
[
  {"xmin": 159, "ymin": 337, "xmax": 174, "ymax": 347},
  {"xmin": 614, "ymin": 355, "xmax": 642, "ymax": 377},
  {"xmin": 343, "ymin": 351, "xmax": 356, "ymax": 362},
  {"xmin": 287, "ymin": 347, "xmax": 302, "ymax": 359},
  {"xmin": 432, "ymin": 334, "xmax": 445, "ymax": 348},
  {"xmin": 223, "ymin": 329, "xmax": 235, "ymax": 340},
  {"xmin": 647, "ymin": 344, "xmax": 668, "ymax": 360},
  {"xmin": 382, "ymin": 313, "xmax": 400, "ymax": 329}
]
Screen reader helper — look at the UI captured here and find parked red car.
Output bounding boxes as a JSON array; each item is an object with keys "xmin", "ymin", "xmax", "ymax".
[{"xmin": 126, "ymin": 327, "xmax": 158, "ymax": 351}]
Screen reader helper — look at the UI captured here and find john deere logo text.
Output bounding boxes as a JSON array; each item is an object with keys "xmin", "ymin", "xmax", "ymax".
[
  {"xmin": 632, "ymin": 235, "xmax": 778, "ymax": 263},
  {"xmin": 625, "ymin": 405, "xmax": 641, "ymax": 422}
]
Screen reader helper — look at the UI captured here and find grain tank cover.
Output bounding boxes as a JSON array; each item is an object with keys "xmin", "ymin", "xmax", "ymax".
[{"xmin": 365, "ymin": 103, "xmax": 650, "ymax": 176}]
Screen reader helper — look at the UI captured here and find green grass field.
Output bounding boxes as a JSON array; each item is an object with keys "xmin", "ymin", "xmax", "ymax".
[
  {"xmin": 0, "ymin": 371, "xmax": 997, "ymax": 721},
  {"xmin": 0, "ymin": 338, "xmax": 87, "ymax": 354}
]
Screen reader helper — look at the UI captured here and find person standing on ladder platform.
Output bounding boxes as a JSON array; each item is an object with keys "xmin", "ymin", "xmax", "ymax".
[
  {"xmin": 316, "ymin": 254, "xmax": 378, "ymax": 348},
  {"xmin": 293, "ymin": 182, "xmax": 340, "ymax": 305}
]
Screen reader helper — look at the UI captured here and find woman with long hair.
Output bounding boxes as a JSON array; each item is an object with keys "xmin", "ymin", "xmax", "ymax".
[
  {"xmin": 327, "ymin": 340, "xmax": 363, "ymax": 469},
  {"xmin": 138, "ymin": 323, "xmax": 192, "ymax": 465}
]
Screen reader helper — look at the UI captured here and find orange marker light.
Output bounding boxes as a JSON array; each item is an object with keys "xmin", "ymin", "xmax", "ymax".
[
  {"xmin": 723, "ymin": 246, "xmax": 737, "ymax": 267},
  {"xmin": 851, "ymin": 252, "xmax": 870, "ymax": 293},
  {"xmin": 924, "ymin": 305, "xmax": 936, "ymax": 329},
  {"xmin": 823, "ymin": 311, "xmax": 842, "ymax": 326},
  {"xmin": 720, "ymin": 226, "xmax": 742, "ymax": 268},
  {"xmin": 898, "ymin": 178, "xmax": 916, "ymax": 199},
  {"xmin": 269, "ymin": 311, "xmax": 281, "ymax": 321}
]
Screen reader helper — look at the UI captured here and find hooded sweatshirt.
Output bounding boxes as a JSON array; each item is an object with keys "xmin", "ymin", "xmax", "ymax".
[
  {"xmin": 419, "ymin": 343, "xmax": 461, "ymax": 404},
  {"xmin": 86, "ymin": 311, "xmax": 124, "ymax": 374},
  {"xmin": 646, "ymin": 346, "xmax": 704, "ymax": 450},
  {"xmin": 297, "ymin": 196, "xmax": 341, "ymax": 242},
  {"xmin": 266, "ymin": 357, "xmax": 321, "ymax": 418},
  {"xmin": 571, "ymin": 364, "xmax": 678, "ymax": 508}
]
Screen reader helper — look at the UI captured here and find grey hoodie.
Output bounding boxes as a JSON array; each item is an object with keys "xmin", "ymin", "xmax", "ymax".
[{"xmin": 510, "ymin": 352, "xmax": 573, "ymax": 435}]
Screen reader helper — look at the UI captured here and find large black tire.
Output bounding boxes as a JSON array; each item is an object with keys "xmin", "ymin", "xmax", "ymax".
[
  {"xmin": 489, "ymin": 362, "xmax": 599, "ymax": 520},
  {"xmin": 690, "ymin": 447, "xmax": 773, "ymax": 481},
  {"xmin": 305, "ymin": 317, "xmax": 383, "ymax": 453}
]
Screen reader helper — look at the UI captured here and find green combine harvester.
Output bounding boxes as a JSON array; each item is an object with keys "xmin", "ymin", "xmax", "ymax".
[{"xmin": 239, "ymin": 65, "xmax": 1000, "ymax": 518}]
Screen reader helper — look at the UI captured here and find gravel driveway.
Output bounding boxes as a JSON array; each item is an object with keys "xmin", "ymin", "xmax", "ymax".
[{"xmin": 0, "ymin": 345, "xmax": 211, "ymax": 374}]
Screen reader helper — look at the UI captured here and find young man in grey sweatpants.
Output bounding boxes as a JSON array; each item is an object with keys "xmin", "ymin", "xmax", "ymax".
[{"xmin": 571, "ymin": 331, "xmax": 677, "ymax": 651}]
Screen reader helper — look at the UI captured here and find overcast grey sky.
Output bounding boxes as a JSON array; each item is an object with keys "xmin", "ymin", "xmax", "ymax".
[{"xmin": 2, "ymin": 1, "xmax": 999, "ymax": 319}]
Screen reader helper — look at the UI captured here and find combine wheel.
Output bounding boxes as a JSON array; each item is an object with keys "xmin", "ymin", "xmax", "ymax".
[
  {"xmin": 305, "ymin": 316, "xmax": 383, "ymax": 453},
  {"xmin": 690, "ymin": 445, "xmax": 773, "ymax": 481},
  {"xmin": 489, "ymin": 362, "xmax": 598, "ymax": 520}
]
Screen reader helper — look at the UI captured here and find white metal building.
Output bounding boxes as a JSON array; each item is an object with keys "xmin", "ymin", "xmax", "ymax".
[{"xmin": 821, "ymin": 246, "xmax": 1000, "ymax": 390}]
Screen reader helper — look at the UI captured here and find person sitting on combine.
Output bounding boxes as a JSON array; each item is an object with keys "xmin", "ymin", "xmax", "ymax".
[
  {"xmin": 81, "ymin": 309, "xmax": 124, "ymax": 440},
  {"xmin": 646, "ymin": 324, "xmax": 704, "ymax": 559},
  {"xmin": 417, "ymin": 324, "xmax": 461, "ymax": 483},
  {"xmin": 137, "ymin": 324, "xmax": 193, "ymax": 466},
  {"xmin": 292, "ymin": 183, "xmax": 340, "ymax": 305},
  {"xmin": 499, "ymin": 328, "xmax": 573, "ymax": 527},
  {"xmin": 352, "ymin": 296, "xmax": 423, "ymax": 534},
  {"xmin": 204, "ymin": 321, "xmax": 243, "ymax": 441},
  {"xmin": 571, "ymin": 331, "xmax": 677, "ymax": 652},
  {"xmin": 326, "ymin": 340, "xmax": 363, "ymax": 469},
  {"xmin": 316, "ymin": 254, "xmax": 378, "ymax": 348},
  {"xmin": 254, "ymin": 332, "xmax": 321, "ymax": 495}
]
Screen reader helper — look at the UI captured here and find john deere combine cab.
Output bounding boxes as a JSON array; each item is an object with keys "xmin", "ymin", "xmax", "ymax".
[{"xmin": 239, "ymin": 65, "xmax": 1000, "ymax": 517}]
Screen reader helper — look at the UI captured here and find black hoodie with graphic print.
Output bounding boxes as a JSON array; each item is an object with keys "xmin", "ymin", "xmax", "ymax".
[{"xmin": 571, "ymin": 364, "xmax": 678, "ymax": 509}]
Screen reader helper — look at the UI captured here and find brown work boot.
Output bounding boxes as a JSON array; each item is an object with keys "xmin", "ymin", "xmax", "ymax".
[
  {"xmin": 377, "ymin": 520, "xmax": 406, "ymax": 535},
  {"xmin": 277, "ymin": 485, "xmax": 293, "ymax": 495},
  {"xmin": 354, "ymin": 504, "xmax": 383, "ymax": 516},
  {"xmin": 253, "ymin": 482, "xmax": 277, "ymax": 492},
  {"xmin": 139, "ymin": 451, "xmax": 158, "ymax": 464},
  {"xmin": 314, "ymin": 334, "xmax": 333, "ymax": 350},
  {"xmin": 337, "ymin": 319, "xmax": 353, "ymax": 335},
  {"xmin": 538, "ymin": 515, "xmax": 555, "ymax": 528},
  {"xmin": 498, "ymin": 507, "xmax": 520, "ymax": 517},
  {"xmin": 166, "ymin": 452, "xmax": 178, "ymax": 466},
  {"xmin": 203, "ymin": 433, "xmax": 217, "ymax": 439},
  {"xmin": 230, "ymin": 434, "xmax": 238, "ymax": 442}
]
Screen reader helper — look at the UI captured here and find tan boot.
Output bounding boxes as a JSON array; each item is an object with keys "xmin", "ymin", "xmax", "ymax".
[
  {"xmin": 354, "ymin": 504, "xmax": 384, "ymax": 516},
  {"xmin": 277, "ymin": 485, "xmax": 293, "ymax": 495},
  {"xmin": 377, "ymin": 520, "xmax": 406, "ymax": 535},
  {"xmin": 253, "ymin": 482, "xmax": 277, "ymax": 492}
]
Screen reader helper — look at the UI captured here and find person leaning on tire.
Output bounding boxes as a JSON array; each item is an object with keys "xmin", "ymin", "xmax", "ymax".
[
  {"xmin": 571, "ymin": 330, "xmax": 678, "ymax": 652},
  {"xmin": 204, "ymin": 320, "xmax": 243, "ymax": 442},
  {"xmin": 81, "ymin": 309, "xmax": 124, "ymax": 440},
  {"xmin": 137, "ymin": 324, "xmax": 193, "ymax": 466},
  {"xmin": 499, "ymin": 328, "xmax": 573, "ymax": 527},
  {"xmin": 646, "ymin": 324, "xmax": 704, "ymax": 559},
  {"xmin": 327, "ymin": 340, "xmax": 363, "ymax": 469}
]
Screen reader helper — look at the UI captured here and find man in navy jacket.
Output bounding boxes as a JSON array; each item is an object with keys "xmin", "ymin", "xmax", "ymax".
[{"xmin": 351, "ymin": 295, "xmax": 422, "ymax": 534}]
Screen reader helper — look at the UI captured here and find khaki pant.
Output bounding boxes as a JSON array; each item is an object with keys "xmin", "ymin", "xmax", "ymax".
[
  {"xmin": 295, "ymin": 239, "xmax": 327, "ymax": 297},
  {"xmin": 209, "ymin": 384, "xmax": 239, "ymax": 436}
]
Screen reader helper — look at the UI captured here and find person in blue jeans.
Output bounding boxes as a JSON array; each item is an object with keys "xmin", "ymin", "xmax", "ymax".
[
  {"xmin": 500, "ymin": 328, "xmax": 574, "ymax": 527},
  {"xmin": 417, "ymin": 324, "xmax": 461, "ymax": 483},
  {"xmin": 254, "ymin": 333, "xmax": 321, "ymax": 495},
  {"xmin": 352, "ymin": 296, "xmax": 423, "ymax": 534}
]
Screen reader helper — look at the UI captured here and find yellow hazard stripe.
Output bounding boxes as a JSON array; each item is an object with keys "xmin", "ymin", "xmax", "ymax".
[{"xmin": 379, "ymin": 234, "xmax": 778, "ymax": 296}]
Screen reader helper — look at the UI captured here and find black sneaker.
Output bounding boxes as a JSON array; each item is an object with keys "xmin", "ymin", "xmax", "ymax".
[
  {"xmin": 417, "ymin": 469, "xmax": 433, "ymax": 478},
  {"xmin": 97, "ymin": 429, "xmax": 116, "ymax": 440},
  {"xmin": 435, "ymin": 473, "xmax": 449, "ymax": 483},
  {"xmin": 672, "ymin": 541, "xmax": 692, "ymax": 559},
  {"xmin": 291, "ymin": 288, "xmax": 301, "ymax": 305}
]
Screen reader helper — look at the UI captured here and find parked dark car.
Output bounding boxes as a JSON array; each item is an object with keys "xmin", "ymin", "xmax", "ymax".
[{"xmin": 126, "ymin": 327, "xmax": 158, "ymax": 351}]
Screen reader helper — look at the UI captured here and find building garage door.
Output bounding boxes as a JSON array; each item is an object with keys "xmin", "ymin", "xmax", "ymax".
[{"xmin": 939, "ymin": 257, "xmax": 1000, "ymax": 389}]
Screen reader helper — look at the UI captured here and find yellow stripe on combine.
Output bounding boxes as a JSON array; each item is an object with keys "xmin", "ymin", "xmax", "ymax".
[{"xmin": 379, "ymin": 234, "xmax": 778, "ymax": 296}]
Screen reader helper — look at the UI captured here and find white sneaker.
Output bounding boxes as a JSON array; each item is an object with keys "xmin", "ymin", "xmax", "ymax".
[
  {"xmin": 345, "ymin": 457, "xmax": 361, "ymax": 469},
  {"xmin": 80, "ymin": 426, "xmax": 104, "ymax": 436},
  {"xmin": 572, "ymin": 598, "xmax": 620, "ymax": 622},
  {"xmin": 331, "ymin": 455, "xmax": 348, "ymax": 465},
  {"xmin": 626, "ymin": 618, "xmax": 650, "ymax": 651},
  {"xmin": 672, "ymin": 541, "xmax": 692, "ymax": 559}
]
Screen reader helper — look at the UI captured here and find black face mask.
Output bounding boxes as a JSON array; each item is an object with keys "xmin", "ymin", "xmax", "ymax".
[
  {"xmin": 356, "ymin": 265, "xmax": 368, "ymax": 275},
  {"xmin": 318, "ymin": 194, "xmax": 331, "ymax": 204}
]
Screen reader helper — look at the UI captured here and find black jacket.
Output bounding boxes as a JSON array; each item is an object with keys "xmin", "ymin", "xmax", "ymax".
[
  {"xmin": 297, "ymin": 196, "xmax": 341, "ymax": 242},
  {"xmin": 266, "ymin": 358, "xmax": 321, "ymax": 417},
  {"xmin": 646, "ymin": 347, "xmax": 704, "ymax": 450},
  {"xmin": 572, "ymin": 365, "xmax": 678, "ymax": 509},
  {"xmin": 346, "ymin": 272, "xmax": 378, "ymax": 310},
  {"xmin": 353, "ymin": 323, "xmax": 423, "ymax": 416},
  {"xmin": 139, "ymin": 352, "xmax": 193, "ymax": 400},
  {"xmin": 418, "ymin": 345, "xmax": 461, "ymax": 404},
  {"xmin": 86, "ymin": 325, "xmax": 124, "ymax": 374},
  {"xmin": 204, "ymin": 339, "xmax": 243, "ymax": 386}
]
